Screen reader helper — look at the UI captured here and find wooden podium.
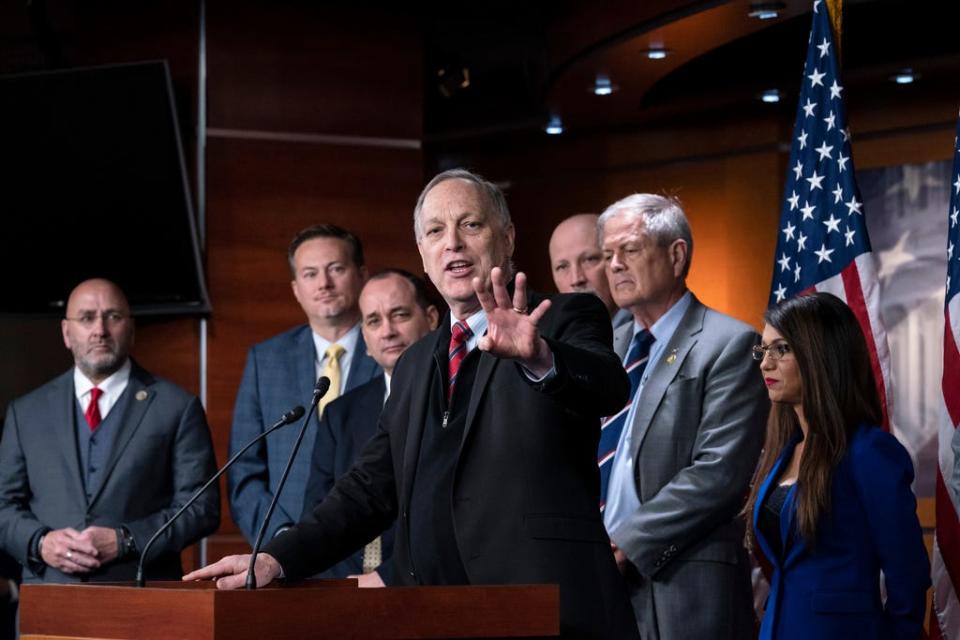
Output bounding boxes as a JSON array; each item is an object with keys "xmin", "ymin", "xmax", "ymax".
[{"xmin": 19, "ymin": 580, "xmax": 560, "ymax": 639}]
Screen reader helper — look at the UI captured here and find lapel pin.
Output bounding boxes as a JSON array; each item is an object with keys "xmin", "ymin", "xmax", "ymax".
[
  {"xmin": 665, "ymin": 349, "xmax": 678, "ymax": 365},
  {"xmin": 135, "ymin": 390, "xmax": 148, "ymax": 401}
]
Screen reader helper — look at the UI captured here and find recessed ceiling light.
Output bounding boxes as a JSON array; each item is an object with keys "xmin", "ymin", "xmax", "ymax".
[
  {"xmin": 645, "ymin": 47, "xmax": 670, "ymax": 60},
  {"xmin": 748, "ymin": 2, "xmax": 786, "ymax": 20},
  {"xmin": 761, "ymin": 89, "xmax": 781, "ymax": 103},
  {"xmin": 890, "ymin": 69, "xmax": 918, "ymax": 84},
  {"xmin": 593, "ymin": 76, "xmax": 617, "ymax": 96},
  {"xmin": 545, "ymin": 116, "xmax": 564, "ymax": 135}
]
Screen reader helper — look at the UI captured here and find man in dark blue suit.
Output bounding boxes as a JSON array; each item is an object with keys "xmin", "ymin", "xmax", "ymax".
[
  {"xmin": 228, "ymin": 225, "xmax": 382, "ymax": 545},
  {"xmin": 302, "ymin": 269, "xmax": 439, "ymax": 585}
]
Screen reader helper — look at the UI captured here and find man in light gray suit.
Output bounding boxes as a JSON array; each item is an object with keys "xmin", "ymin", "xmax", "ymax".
[
  {"xmin": 0, "ymin": 278, "xmax": 219, "ymax": 584},
  {"xmin": 598, "ymin": 194, "xmax": 767, "ymax": 639}
]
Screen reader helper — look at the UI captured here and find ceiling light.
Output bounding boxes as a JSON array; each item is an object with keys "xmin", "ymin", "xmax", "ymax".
[
  {"xmin": 545, "ymin": 116, "xmax": 564, "ymax": 135},
  {"xmin": 645, "ymin": 48, "xmax": 669, "ymax": 60},
  {"xmin": 748, "ymin": 2, "xmax": 785, "ymax": 20},
  {"xmin": 761, "ymin": 89, "xmax": 781, "ymax": 103},
  {"xmin": 891, "ymin": 69, "xmax": 917, "ymax": 84},
  {"xmin": 593, "ymin": 76, "xmax": 616, "ymax": 96}
]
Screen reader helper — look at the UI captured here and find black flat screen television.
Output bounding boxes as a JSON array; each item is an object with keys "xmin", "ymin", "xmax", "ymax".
[{"xmin": 0, "ymin": 60, "xmax": 210, "ymax": 315}]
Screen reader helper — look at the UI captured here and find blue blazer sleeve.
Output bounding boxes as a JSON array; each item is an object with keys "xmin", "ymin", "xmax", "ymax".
[{"xmin": 849, "ymin": 428, "xmax": 930, "ymax": 639}]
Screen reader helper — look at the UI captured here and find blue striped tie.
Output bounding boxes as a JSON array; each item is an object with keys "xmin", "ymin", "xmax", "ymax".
[{"xmin": 598, "ymin": 329, "xmax": 655, "ymax": 511}]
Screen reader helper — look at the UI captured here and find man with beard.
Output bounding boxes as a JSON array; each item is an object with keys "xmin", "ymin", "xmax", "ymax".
[
  {"xmin": 228, "ymin": 224, "xmax": 381, "ymax": 546},
  {"xmin": 186, "ymin": 170, "xmax": 639, "ymax": 639},
  {"xmin": 0, "ymin": 278, "xmax": 219, "ymax": 584}
]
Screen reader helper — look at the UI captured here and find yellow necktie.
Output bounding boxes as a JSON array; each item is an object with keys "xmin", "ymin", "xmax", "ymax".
[{"xmin": 319, "ymin": 343, "xmax": 345, "ymax": 415}]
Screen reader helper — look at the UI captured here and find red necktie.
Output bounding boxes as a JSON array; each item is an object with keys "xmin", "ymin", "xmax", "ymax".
[
  {"xmin": 85, "ymin": 387, "xmax": 103, "ymax": 431},
  {"xmin": 448, "ymin": 321, "xmax": 473, "ymax": 402}
]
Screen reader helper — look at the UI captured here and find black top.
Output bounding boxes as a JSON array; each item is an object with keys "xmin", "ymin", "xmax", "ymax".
[
  {"xmin": 407, "ymin": 329, "xmax": 481, "ymax": 585},
  {"xmin": 759, "ymin": 483, "xmax": 792, "ymax": 560}
]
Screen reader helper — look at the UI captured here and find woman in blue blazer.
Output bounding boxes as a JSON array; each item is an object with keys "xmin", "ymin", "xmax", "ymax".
[{"xmin": 744, "ymin": 292, "xmax": 929, "ymax": 639}]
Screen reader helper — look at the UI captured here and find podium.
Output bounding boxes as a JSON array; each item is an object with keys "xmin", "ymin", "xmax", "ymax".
[{"xmin": 19, "ymin": 580, "xmax": 560, "ymax": 639}]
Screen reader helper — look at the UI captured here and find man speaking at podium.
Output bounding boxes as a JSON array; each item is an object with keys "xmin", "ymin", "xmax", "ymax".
[
  {"xmin": 185, "ymin": 170, "xmax": 639, "ymax": 639},
  {"xmin": 0, "ymin": 278, "xmax": 219, "ymax": 584}
]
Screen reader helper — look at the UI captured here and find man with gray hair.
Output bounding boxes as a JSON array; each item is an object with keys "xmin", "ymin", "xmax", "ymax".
[
  {"xmin": 187, "ymin": 169, "xmax": 640, "ymax": 639},
  {"xmin": 597, "ymin": 194, "xmax": 768, "ymax": 639}
]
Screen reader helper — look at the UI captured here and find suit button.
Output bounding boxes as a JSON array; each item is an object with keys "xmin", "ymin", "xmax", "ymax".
[{"xmin": 402, "ymin": 510, "xmax": 408, "ymax": 520}]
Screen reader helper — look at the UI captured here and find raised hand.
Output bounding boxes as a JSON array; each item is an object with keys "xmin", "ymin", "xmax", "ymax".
[
  {"xmin": 472, "ymin": 267, "xmax": 553, "ymax": 377},
  {"xmin": 182, "ymin": 553, "xmax": 282, "ymax": 590}
]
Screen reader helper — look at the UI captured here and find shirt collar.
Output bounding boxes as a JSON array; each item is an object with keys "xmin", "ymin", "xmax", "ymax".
[
  {"xmin": 449, "ymin": 309, "xmax": 487, "ymax": 353},
  {"xmin": 312, "ymin": 323, "xmax": 361, "ymax": 362},
  {"xmin": 73, "ymin": 358, "xmax": 132, "ymax": 401}
]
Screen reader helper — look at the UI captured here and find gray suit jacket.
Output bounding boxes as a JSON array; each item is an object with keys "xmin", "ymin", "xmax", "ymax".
[
  {"xmin": 611, "ymin": 295, "xmax": 768, "ymax": 639},
  {"xmin": 0, "ymin": 362, "xmax": 220, "ymax": 583}
]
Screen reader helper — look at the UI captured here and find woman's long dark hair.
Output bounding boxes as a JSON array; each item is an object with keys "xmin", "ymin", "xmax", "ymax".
[{"xmin": 745, "ymin": 292, "xmax": 882, "ymax": 551}]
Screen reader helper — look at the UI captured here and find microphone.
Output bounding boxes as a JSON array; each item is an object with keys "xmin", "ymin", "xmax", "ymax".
[
  {"xmin": 246, "ymin": 376, "xmax": 331, "ymax": 589},
  {"xmin": 135, "ymin": 405, "xmax": 305, "ymax": 587}
]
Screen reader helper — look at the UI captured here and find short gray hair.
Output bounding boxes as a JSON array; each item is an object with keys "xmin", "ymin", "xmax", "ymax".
[
  {"xmin": 412, "ymin": 168, "xmax": 511, "ymax": 241},
  {"xmin": 597, "ymin": 193, "xmax": 694, "ymax": 277}
]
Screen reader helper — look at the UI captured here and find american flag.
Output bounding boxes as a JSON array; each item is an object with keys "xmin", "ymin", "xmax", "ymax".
[
  {"xmin": 767, "ymin": 0, "xmax": 890, "ymax": 429},
  {"xmin": 930, "ymin": 112, "xmax": 960, "ymax": 640}
]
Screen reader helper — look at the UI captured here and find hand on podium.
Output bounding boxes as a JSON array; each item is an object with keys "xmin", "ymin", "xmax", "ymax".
[{"xmin": 182, "ymin": 553, "xmax": 282, "ymax": 589}]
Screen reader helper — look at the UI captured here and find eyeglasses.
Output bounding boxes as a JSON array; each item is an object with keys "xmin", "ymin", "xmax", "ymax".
[
  {"xmin": 64, "ymin": 311, "xmax": 129, "ymax": 327},
  {"xmin": 752, "ymin": 341, "xmax": 792, "ymax": 362}
]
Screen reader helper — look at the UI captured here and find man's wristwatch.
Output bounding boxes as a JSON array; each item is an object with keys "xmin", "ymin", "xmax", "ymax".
[{"xmin": 115, "ymin": 526, "xmax": 137, "ymax": 559}]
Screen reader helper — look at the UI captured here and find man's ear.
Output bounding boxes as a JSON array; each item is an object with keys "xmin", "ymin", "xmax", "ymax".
[{"xmin": 670, "ymin": 240, "xmax": 689, "ymax": 278}]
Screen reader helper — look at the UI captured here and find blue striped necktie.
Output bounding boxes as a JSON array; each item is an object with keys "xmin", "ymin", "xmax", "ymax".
[{"xmin": 598, "ymin": 329, "xmax": 655, "ymax": 511}]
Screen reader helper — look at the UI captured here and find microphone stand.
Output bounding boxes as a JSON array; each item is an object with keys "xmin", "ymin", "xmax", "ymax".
[
  {"xmin": 245, "ymin": 376, "xmax": 330, "ymax": 589},
  {"xmin": 135, "ymin": 405, "xmax": 305, "ymax": 587}
]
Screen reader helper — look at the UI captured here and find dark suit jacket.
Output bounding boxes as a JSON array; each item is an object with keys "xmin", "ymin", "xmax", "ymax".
[
  {"xmin": 265, "ymin": 292, "xmax": 639, "ymax": 639},
  {"xmin": 302, "ymin": 375, "xmax": 394, "ymax": 582},
  {"xmin": 753, "ymin": 425, "xmax": 930, "ymax": 640},
  {"xmin": 228, "ymin": 324, "xmax": 381, "ymax": 544},
  {"xmin": 0, "ymin": 362, "xmax": 219, "ymax": 583}
]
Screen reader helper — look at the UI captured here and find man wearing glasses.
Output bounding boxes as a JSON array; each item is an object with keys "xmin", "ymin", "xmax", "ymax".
[
  {"xmin": 0, "ymin": 278, "xmax": 219, "ymax": 585},
  {"xmin": 597, "ymin": 194, "xmax": 769, "ymax": 639}
]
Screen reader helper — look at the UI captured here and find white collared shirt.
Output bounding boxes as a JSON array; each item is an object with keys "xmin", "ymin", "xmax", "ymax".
[
  {"xmin": 383, "ymin": 372, "xmax": 392, "ymax": 404},
  {"xmin": 312, "ymin": 323, "xmax": 362, "ymax": 395},
  {"xmin": 73, "ymin": 359, "xmax": 132, "ymax": 420}
]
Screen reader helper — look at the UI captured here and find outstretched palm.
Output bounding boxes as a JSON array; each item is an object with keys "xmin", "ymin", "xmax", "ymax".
[{"xmin": 473, "ymin": 268, "xmax": 552, "ymax": 375}]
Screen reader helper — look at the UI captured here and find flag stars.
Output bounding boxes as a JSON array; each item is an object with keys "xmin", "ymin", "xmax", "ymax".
[
  {"xmin": 837, "ymin": 153, "xmax": 849, "ymax": 173},
  {"xmin": 782, "ymin": 221, "xmax": 797, "ymax": 241},
  {"xmin": 823, "ymin": 213, "xmax": 841, "ymax": 234},
  {"xmin": 793, "ymin": 160, "xmax": 804, "ymax": 180},
  {"xmin": 829, "ymin": 79, "xmax": 843, "ymax": 99},
  {"xmin": 797, "ymin": 232, "xmax": 808, "ymax": 251},
  {"xmin": 802, "ymin": 99, "xmax": 817, "ymax": 118},
  {"xmin": 824, "ymin": 110, "xmax": 836, "ymax": 131},
  {"xmin": 844, "ymin": 226, "xmax": 856, "ymax": 247},
  {"xmin": 806, "ymin": 170, "xmax": 825, "ymax": 191},
  {"xmin": 954, "ymin": 173, "xmax": 960, "ymax": 195},
  {"xmin": 814, "ymin": 243, "xmax": 835, "ymax": 263},
  {"xmin": 801, "ymin": 202, "xmax": 816, "ymax": 221},
  {"xmin": 841, "ymin": 127, "xmax": 851, "ymax": 142},
  {"xmin": 951, "ymin": 207, "xmax": 958, "ymax": 227},
  {"xmin": 832, "ymin": 184, "xmax": 844, "ymax": 204},
  {"xmin": 798, "ymin": 130, "xmax": 808, "ymax": 149},
  {"xmin": 845, "ymin": 196, "xmax": 863, "ymax": 216},
  {"xmin": 817, "ymin": 37, "xmax": 831, "ymax": 58},
  {"xmin": 794, "ymin": 263, "xmax": 802, "ymax": 282},
  {"xmin": 774, "ymin": 283, "xmax": 788, "ymax": 303},
  {"xmin": 949, "ymin": 241, "xmax": 954, "ymax": 261},
  {"xmin": 778, "ymin": 253, "xmax": 792, "ymax": 272},
  {"xmin": 787, "ymin": 191, "xmax": 800, "ymax": 211},
  {"xmin": 815, "ymin": 141, "xmax": 834, "ymax": 161},
  {"xmin": 808, "ymin": 68, "xmax": 826, "ymax": 88}
]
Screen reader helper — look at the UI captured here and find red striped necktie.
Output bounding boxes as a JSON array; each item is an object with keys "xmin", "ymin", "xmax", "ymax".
[{"xmin": 448, "ymin": 320, "xmax": 473, "ymax": 402}]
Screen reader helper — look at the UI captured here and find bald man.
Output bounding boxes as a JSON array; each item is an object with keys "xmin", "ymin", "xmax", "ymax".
[
  {"xmin": 0, "ymin": 279, "xmax": 219, "ymax": 585},
  {"xmin": 549, "ymin": 214, "xmax": 631, "ymax": 329}
]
